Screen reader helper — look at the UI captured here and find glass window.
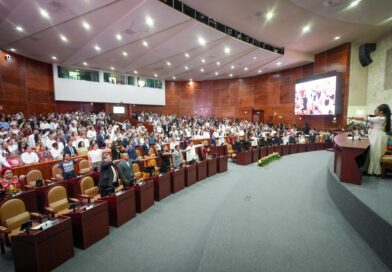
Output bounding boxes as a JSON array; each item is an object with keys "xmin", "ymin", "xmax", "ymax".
[
  {"xmin": 103, "ymin": 72, "xmax": 126, "ymax": 85},
  {"xmin": 146, "ymin": 79, "xmax": 155, "ymax": 88},
  {"xmin": 154, "ymin": 80, "xmax": 163, "ymax": 89},
  {"xmin": 57, "ymin": 66, "xmax": 99, "ymax": 82},
  {"xmin": 127, "ymin": 76, "xmax": 135, "ymax": 86}
]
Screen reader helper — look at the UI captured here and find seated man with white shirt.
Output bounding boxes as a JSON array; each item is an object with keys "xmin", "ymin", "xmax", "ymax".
[{"xmin": 21, "ymin": 147, "xmax": 39, "ymax": 164}]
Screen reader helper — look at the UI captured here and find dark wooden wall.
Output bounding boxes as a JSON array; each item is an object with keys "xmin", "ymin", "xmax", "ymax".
[
  {"xmin": 0, "ymin": 43, "xmax": 350, "ymax": 128},
  {"xmin": 134, "ymin": 43, "xmax": 351, "ymax": 129}
]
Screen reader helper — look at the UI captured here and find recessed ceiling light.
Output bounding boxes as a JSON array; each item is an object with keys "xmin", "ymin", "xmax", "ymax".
[
  {"xmin": 244, "ymin": 67, "xmax": 248, "ymax": 71},
  {"xmin": 198, "ymin": 37, "xmax": 206, "ymax": 46},
  {"xmin": 201, "ymin": 59, "xmax": 206, "ymax": 63},
  {"xmin": 229, "ymin": 73, "xmax": 233, "ymax": 77},
  {"xmin": 52, "ymin": 56, "xmax": 57, "ymax": 60},
  {"xmin": 154, "ymin": 73, "xmax": 158, "ymax": 77},
  {"xmin": 60, "ymin": 34, "xmax": 68, "ymax": 42},
  {"xmin": 110, "ymin": 67, "xmax": 115, "ymax": 70},
  {"xmin": 15, "ymin": 26, "xmax": 24, "ymax": 32},
  {"xmin": 334, "ymin": 36, "xmax": 341, "ymax": 40},
  {"xmin": 231, "ymin": 65, "xmax": 235, "ymax": 69},
  {"xmin": 253, "ymin": 56, "xmax": 257, "ymax": 60},
  {"xmin": 116, "ymin": 34, "xmax": 122, "ymax": 41},
  {"xmin": 122, "ymin": 51, "xmax": 128, "ymax": 56},
  {"xmin": 348, "ymin": 0, "xmax": 361, "ymax": 8},
  {"xmin": 146, "ymin": 16, "xmax": 154, "ymax": 27},
  {"xmin": 134, "ymin": 70, "xmax": 138, "ymax": 74},
  {"xmin": 94, "ymin": 45, "xmax": 101, "ymax": 51},
  {"xmin": 302, "ymin": 25, "xmax": 311, "ymax": 33},
  {"xmin": 189, "ymin": 78, "xmax": 193, "ymax": 82},
  {"xmin": 82, "ymin": 21, "xmax": 91, "ymax": 30},
  {"xmin": 200, "ymin": 68, "xmax": 204, "ymax": 72},
  {"xmin": 216, "ymin": 62, "xmax": 220, "ymax": 66},
  {"xmin": 10, "ymin": 48, "xmax": 16, "ymax": 52},
  {"xmin": 185, "ymin": 66, "xmax": 189, "ymax": 70},
  {"xmin": 224, "ymin": 47, "xmax": 231, "ymax": 54},
  {"xmin": 266, "ymin": 10, "xmax": 274, "ymax": 21},
  {"xmin": 166, "ymin": 61, "xmax": 171, "ymax": 66},
  {"xmin": 83, "ymin": 62, "xmax": 88, "ymax": 66},
  {"xmin": 185, "ymin": 53, "xmax": 190, "ymax": 58},
  {"xmin": 258, "ymin": 70, "xmax": 262, "ymax": 73},
  {"xmin": 277, "ymin": 62, "xmax": 282, "ymax": 66},
  {"xmin": 172, "ymin": 76, "xmax": 176, "ymax": 80},
  {"xmin": 215, "ymin": 72, "xmax": 219, "ymax": 76},
  {"xmin": 142, "ymin": 41, "xmax": 148, "ymax": 47},
  {"xmin": 39, "ymin": 8, "xmax": 50, "ymax": 19}
]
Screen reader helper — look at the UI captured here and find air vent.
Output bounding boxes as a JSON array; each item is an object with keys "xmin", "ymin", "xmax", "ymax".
[
  {"xmin": 323, "ymin": 0, "xmax": 342, "ymax": 7},
  {"xmin": 48, "ymin": 0, "xmax": 66, "ymax": 12}
]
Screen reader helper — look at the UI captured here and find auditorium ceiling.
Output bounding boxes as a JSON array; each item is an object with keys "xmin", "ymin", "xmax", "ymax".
[{"xmin": 0, "ymin": 0, "xmax": 391, "ymax": 81}]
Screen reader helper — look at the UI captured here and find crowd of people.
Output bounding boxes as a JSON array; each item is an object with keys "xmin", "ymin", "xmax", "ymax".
[{"xmin": 0, "ymin": 110, "xmax": 335, "ymax": 196}]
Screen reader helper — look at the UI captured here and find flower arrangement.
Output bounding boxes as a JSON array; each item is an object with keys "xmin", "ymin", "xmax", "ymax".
[
  {"xmin": 257, "ymin": 152, "xmax": 281, "ymax": 167},
  {"xmin": 0, "ymin": 178, "xmax": 20, "ymax": 197}
]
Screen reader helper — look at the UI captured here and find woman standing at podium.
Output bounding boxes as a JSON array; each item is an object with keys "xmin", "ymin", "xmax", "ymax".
[{"xmin": 354, "ymin": 104, "xmax": 391, "ymax": 175}]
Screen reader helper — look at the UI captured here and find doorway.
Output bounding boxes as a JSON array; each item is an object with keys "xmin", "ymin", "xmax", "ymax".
[{"xmin": 252, "ymin": 110, "xmax": 264, "ymax": 123}]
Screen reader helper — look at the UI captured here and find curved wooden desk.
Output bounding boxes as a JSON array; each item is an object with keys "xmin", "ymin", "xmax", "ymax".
[{"xmin": 334, "ymin": 132, "xmax": 369, "ymax": 185}]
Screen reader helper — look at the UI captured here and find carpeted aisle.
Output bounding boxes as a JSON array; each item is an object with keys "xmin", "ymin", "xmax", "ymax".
[{"xmin": 0, "ymin": 151, "xmax": 389, "ymax": 272}]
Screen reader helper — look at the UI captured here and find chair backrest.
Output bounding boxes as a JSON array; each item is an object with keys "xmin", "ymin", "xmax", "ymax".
[
  {"xmin": 79, "ymin": 159, "xmax": 90, "ymax": 170},
  {"xmin": 52, "ymin": 164, "xmax": 64, "ymax": 181},
  {"xmin": 132, "ymin": 163, "xmax": 140, "ymax": 173},
  {"xmin": 80, "ymin": 176, "xmax": 95, "ymax": 194},
  {"xmin": 26, "ymin": 169, "xmax": 43, "ymax": 186},
  {"xmin": 0, "ymin": 199, "xmax": 30, "ymax": 230},
  {"xmin": 203, "ymin": 140, "xmax": 209, "ymax": 146},
  {"xmin": 227, "ymin": 144, "xmax": 233, "ymax": 152},
  {"xmin": 47, "ymin": 186, "xmax": 68, "ymax": 213}
]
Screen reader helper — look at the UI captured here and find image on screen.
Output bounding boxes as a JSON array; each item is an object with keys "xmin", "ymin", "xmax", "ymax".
[
  {"xmin": 113, "ymin": 106, "xmax": 125, "ymax": 114},
  {"xmin": 294, "ymin": 75, "xmax": 337, "ymax": 115}
]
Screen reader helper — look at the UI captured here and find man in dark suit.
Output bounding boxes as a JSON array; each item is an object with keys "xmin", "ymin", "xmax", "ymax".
[
  {"xmin": 97, "ymin": 127, "xmax": 107, "ymax": 148},
  {"xmin": 99, "ymin": 153, "xmax": 118, "ymax": 197},
  {"xmin": 117, "ymin": 153, "xmax": 140, "ymax": 186},
  {"xmin": 141, "ymin": 137, "xmax": 150, "ymax": 156},
  {"xmin": 63, "ymin": 139, "xmax": 77, "ymax": 156},
  {"xmin": 127, "ymin": 143, "xmax": 139, "ymax": 160}
]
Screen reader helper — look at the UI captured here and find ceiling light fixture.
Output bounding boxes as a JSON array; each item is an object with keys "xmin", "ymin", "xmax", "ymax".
[
  {"xmin": 122, "ymin": 51, "xmax": 128, "ymax": 56},
  {"xmin": 16, "ymin": 26, "xmax": 24, "ymax": 32},
  {"xmin": 82, "ymin": 21, "xmax": 91, "ymax": 30},
  {"xmin": 258, "ymin": 70, "xmax": 262, "ymax": 73},
  {"xmin": 224, "ymin": 47, "xmax": 231, "ymax": 54},
  {"xmin": 253, "ymin": 56, "xmax": 257, "ymax": 60},
  {"xmin": 229, "ymin": 73, "xmax": 233, "ymax": 77},
  {"xmin": 231, "ymin": 65, "xmax": 235, "ymax": 69},
  {"xmin": 277, "ymin": 62, "xmax": 282, "ymax": 66},
  {"xmin": 302, "ymin": 25, "xmax": 311, "ymax": 33},
  {"xmin": 215, "ymin": 72, "xmax": 219, "ymax": 76},
  {"xmin": 116, "ymin": 34, "xmax": 122, "ymax": 41},
  {"xmin": 39, "ymin": 8, "xmax": 50, "ymax": 19},
  {"xmin": 266, "ymin": 11, "xmax": 274, "ymax": 21},
  {"xmin": 172, "ymin": 76, "xmax": 176, "ymax": 80},
  {"xmin": 216, "ymin": 62, "xmax": 220, "ymax": 66},
  {"xmin": 60, "ymin": 34, "xmax": 68, "ymax": 42},
  {"xmin": 94, "ymin": 45, "xmax": 101, "ymax": 51},
  {"xmin": 334, "ymin": 36, "xmax": 341, "ymax": 40},
  {"xmin": 200, "ymin": 68, "xmax": 204, "ymax": 72},
  {"xmin": 52, "ymin": 56, "xmax": 57, "ymax": 60},
  {"xmin": 110, "ymin": 67, "xmax": 115, "ymax": 70},
  {"xmin": 146, "ymin": 16, "xmax": 154, "ymax": 27},
  {"xmin": 166, "ymin": 61, "xmax": 171, "ymax": 66},
  {"xmin": 244, "ymin": 67, "xmax": 248, "ymax": 71},
  {"xmin": 134, "ymin": 70, "xmax": 138, "ymax": 74},
  {"xmin": 185, "ymin": 53, "xmax": 190, "ymax": 58},
  {"xmin": 348, "ymin": 0, "xmax": 361, "ymax": 8},
  {"xmin": 154, "ymin": 73, "xmax": 158, "ymax": 77},
  {"xmin": 10, "ymin": 48, "xmax": 16, "ymax": 52},
  {"xmin": 142, "ymin": 41, "xmax": 148, "ymax": 47},
  {"xmin": 201, "ymin": 59, "xmax": 206, "ymax": 63},
  {"xmin": 83, "ymin": 62, "xmax": 88, "ymax": 66},
  {"xmin": 185, "ymin": 66, "xmax": 189, "ymax": 70},
  {"xmin": 198, "ymin": 37, "xmax": 206, "ymax": 46}
]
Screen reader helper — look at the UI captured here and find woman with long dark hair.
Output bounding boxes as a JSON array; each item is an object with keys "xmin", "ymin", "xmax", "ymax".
[{"xmin": 366, "ymin": 104, "xmax": 391, "ymax": 175}]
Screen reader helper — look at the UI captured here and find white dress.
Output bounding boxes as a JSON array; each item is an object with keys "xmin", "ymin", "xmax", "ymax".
[{"xmin": 366, "ymin": 116, "xmax": 387, "ymax": 175}]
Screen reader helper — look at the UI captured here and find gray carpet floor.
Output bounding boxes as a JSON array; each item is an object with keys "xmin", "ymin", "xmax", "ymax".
[{"xmin": 0, "ymin": 151, "xmax": 389, "ymax": 272}]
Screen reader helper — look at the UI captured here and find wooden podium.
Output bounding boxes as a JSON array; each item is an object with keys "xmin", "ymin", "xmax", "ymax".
[
  {"xmin": 252, "ymin": 148, "xmax": 260, "ymax": 162},
  {"xmin": 217, "ymin": 156, "xmax": 228, "ymax": 173},
  {"xmin": 135, "ymin": 179, "xmax": 154, "ymax": 213},
  {"xmin": 185, "ymin": 164, "xmax": 197, "ymax": 187},
  {"xmin": 170, "ymin": 168, "xmax": 185, "ymax": 193},
  {"xmin": 281, "ymin": 145, "xmax": 290, "ymax": 156},
  {"xmin": 236, "ymin": 151, "xmax": 252, "ymax": 165},
  {"xmin": 66, "ymin": 201, "xmax": 109, "ymax": 249},
  {"xmin": 153, "ymin": 172, "xmax": 171, "ymax": 201},
  {"xmin": 334, "ymin": 133, "xmax": 369, "ymax": 185},
  {"xmin": 12, "ymin": 216, "xmax": 74, "ymax": 272},
  {"xmin": 207, "ymin": 158, "xmax": 217, "ymax": 177},
  {"xmin": 197, "ymin": 160, "xmax": 207, "ymax": 181},
  {"xmin": 99, "ymin": 188, "xmax": 136, "ymax": 227},
  {"xmin": 289, "ymin": 144, "xmax": 298, "ymax": 154}
]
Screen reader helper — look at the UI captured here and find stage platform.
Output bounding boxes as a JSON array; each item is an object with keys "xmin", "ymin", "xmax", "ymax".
[{"xmin": 327, "ymin": 157, "xmax": 392, "ymax": 271}]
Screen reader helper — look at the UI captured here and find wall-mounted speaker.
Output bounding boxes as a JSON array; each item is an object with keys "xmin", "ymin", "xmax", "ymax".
[{"xmin": 359, "ymin": 43, "xmax": 376, "ymax": 67}]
